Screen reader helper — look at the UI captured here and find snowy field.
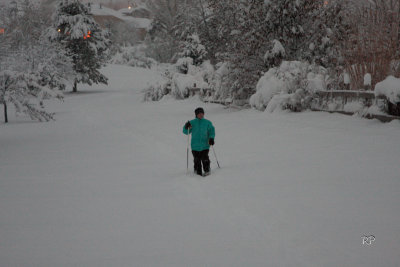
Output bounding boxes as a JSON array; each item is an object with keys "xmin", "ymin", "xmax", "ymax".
[{"xmin": 1, "ymin": 65, "xmax": 399, "ymax": 267}]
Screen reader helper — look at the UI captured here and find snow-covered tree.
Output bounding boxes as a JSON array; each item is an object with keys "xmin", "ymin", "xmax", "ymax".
[
  {"xmin": 201, "ymin": 0, "xmax": 243, "ymax": 62},
  {"xmin": 50, "ymin": 0, "xmax": 111, "ymax": 92},
  {"xmin": 178, "ymin": 33, "xmax": 207, "ymax": 66},
  {"xmin": 203, "ymin": 0, "xmax": 350, "ymax": 102},
  {"xmin": 144, "ymin": 0, "xmax": 350, "ymax": 104},
  {"xmin": 251, "ymin": 0, "xmax": 350, "ymax": 70},
  {"xmin": 145, "ymin": 0, "xmax": 181, "ymax": 62},
  {"xmin": 146, "ymin": 0, "xmax": 212, "ymax": 63},
  {"xmin": 0, "ymin": 67, "xmax": 64, "ymax": 122},
  {"xmin": 220, "ymin": 0, "xmax": 269, "ymax": 100},
  {"xmin": 0, "ymin": 0, "xmax": 72, "ymax": 123}
]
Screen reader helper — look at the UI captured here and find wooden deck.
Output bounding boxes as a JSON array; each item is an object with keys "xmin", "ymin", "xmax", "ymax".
[{"xmin": 313, "ymin": 90, "xmax": 400, "ymax": 122}]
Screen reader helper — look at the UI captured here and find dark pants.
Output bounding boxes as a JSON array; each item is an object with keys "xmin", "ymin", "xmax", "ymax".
[{"xmin": 192, "ymin": 149, "xmax": 210, "ymax": 175}]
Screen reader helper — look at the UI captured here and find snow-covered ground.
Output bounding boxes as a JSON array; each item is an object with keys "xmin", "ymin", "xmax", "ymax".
[{"xmin": 1, "ymin": 65, "xmax": 399, "ymax": 267}]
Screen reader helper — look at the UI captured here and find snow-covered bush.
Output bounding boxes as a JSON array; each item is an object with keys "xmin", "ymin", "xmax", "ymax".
[
  {"xmin": 143, "ymin": 78, "xmax": 171, "ymax": 101},
  {"xmin": 198, "ymin": 61, "xmax": 215, "ymax": 84},
  {"xmin": 110, "ymin": 45, "xmax": 158, "ymax": 69},
  {"xmin": 178, "ymin": 33, "xmax": 207, "ymax": 66},
  {"xmin": 169, "ymin": 58, "xmax": 211, "ymax": 99},
  {"xmin": 250, "ymin": 61, "xmax": 328, "ymax": 112},
  {"xmin": 339, "ymin": 100, "xmax": 386, "ymax": 117},
  {"xmin": 0, "ymin": 69, "xmax": 63, "ymax": 122},
  {"xmin": 187, "ymin": 61, "xmax": 214, "ymax": 85},
  {"xmin": 143, "ymin": 59, "xmax": 213, "ymax": 101},
  {"xmin": 264, "ymin": 40, "xmax": 286, "ymax": 68},
  {"xmin": 208, "ymin": 62, "xmax": 230, "ymax": 99},
  {"xmin": 374, "ymin": 76, "xmax": 400, "ymax": 104},
  {"xmin": 170, "ymin": 73, "xmax": 208, "ymax": 99},
  {"xmin": 265, "ymin": 89, "xmax": 306, "ymax": 113},
  {"xmin": 175, "ymin": 57, "xmax": 193, "ymax": 74}
]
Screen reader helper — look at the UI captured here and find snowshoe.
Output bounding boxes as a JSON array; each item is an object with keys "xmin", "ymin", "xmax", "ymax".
[{"xmin": 202, "ymin": 171, "xmax": 211, "ymax": 177}]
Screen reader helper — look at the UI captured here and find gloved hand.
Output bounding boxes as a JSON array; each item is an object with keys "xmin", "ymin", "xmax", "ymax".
[
  {"xmin": 185, "ymin": 121, "xmax": 192, "ymax": 129},
  {"xmin": 209, "ymin": 138, "xmax": 214, "ymax": 146}
]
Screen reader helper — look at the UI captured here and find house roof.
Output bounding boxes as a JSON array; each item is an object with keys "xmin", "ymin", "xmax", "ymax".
[{"xmin": 90, "ymin": 4, "xmax": 151, "ymax": 29}]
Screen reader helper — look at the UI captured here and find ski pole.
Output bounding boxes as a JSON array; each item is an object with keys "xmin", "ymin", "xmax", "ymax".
[
  {"xmin": 186, "ymin": 127, "xmax": 191, "ymax": 174},
  {"xmin": 211, "ymin": 145, "xmax": 221, "ymax": 169}
]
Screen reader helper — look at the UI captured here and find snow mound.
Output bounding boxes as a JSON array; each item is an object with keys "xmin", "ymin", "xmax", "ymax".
[
  {"xmin": 343, "ymin": 101, "xmax": 364, "ymax": 113},
  {"xmin": 374, "ymin": 76, "xmax": 400, "ymax": 104}
]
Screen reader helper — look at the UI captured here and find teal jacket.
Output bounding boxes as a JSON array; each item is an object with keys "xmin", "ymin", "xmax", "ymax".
[{"xmin": 183, "ymin": 118, "xmax": 215, "ymax": 151}]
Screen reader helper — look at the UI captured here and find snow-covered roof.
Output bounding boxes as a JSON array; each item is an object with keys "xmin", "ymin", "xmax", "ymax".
[
  {"xmin": 119, "ymin": 8, "xmax": 132, "ymax": 14},
  {"xmin": 90, "ymin": 4, "xmax": 151, "ymax": 29}
]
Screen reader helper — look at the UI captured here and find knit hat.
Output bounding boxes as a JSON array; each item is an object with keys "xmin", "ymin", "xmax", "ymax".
[{"xmin": 195, "ymin": 107, "xmax": 205, "ymax": 116}]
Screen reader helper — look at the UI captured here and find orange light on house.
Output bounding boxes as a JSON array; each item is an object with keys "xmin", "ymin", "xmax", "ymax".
[
  {"xmin": 83, "ymin": 31, "xmax": 91, "ymax": 39},
  {"xmin": 324, "ymin": 1, "xmax": 329, "ymax": 5},
  {"xmin": 0, "ymin": 28, "xmax": 5, "ymax": 34},
  {"xmin": 57, "ymin": 28, "xmax": 61, "ymax": 32}
]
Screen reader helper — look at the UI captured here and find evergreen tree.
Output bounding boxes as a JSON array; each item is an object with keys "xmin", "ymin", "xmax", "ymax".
[
  {"xmin": 50, "ymin": 0, "xmax": 111, "ymax": 92},
  {"xmin": 178, "ymin": 33, "xmax": 207, "ymax": 66}
]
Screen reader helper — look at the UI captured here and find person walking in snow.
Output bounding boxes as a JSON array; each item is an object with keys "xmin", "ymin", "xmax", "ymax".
[{"xmin": 183, "ymin": 107, "xmax": 215, "ymax": 176}]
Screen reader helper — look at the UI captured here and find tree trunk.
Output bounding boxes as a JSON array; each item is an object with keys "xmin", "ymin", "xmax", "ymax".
[
  {"xmin": 73, "ymin": 80, "xmax": 78, "ymax": 93},
  {"xmin": 4, "ymin": 102, "xmax": 8, "ymax": 123}
]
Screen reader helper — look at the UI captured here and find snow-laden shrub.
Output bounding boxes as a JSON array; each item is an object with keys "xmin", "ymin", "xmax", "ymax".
[
  {"xmin": 143, "ymin": 78, "xmax": 171, "ymax": 101},
  {"xmin": 175, "ymin": 57, "xmax": 193, "ymax": 74},
  {"xmin": 265, "ymin": 89, "xmax": 306, "ymax": 113},
  {"xmin": 341, "ymin": 101, "xmax": 386, "ymax": 116},
  {"xmin": 144, "ymin": 60, "xmax": 212, "ymax": 101},
  {"xmin": 178, "ymin": 33, "xmax": 208, "ymax": 66},
  {"xmin": 187, "ymin": 61, "xmax": 214, "ymax": 85},
  {"xmin": 200, "ymin": 61, "xmax": 216, "ymax": 84},
  {"xmin": 264, "ymin": 39, "xmax": 286, "ymax": 67},
  {"xmin": 171, "ymin": 73, "xmax": 209, "ymax": 99},
  {"xmin": 0, "ymin": 70, "xmax": 63, "ymax": 121},
  {"xmin": 110, "ymin": 45, "xmax": 158, "ymax": 69},
  {"xmin": 169, "ymin": 58, "xmax": 212, "ymax": 99},
  {"xmin": 250, "ymin": 61, "xmax": 328, "ymax": 112},
  {"xmin": 374, "ymin": 76, "xmax": 400, "ymax": 104},
  {"xmin": 208, "ymin": 62, "xmax": 231, "ymax": 102}
]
